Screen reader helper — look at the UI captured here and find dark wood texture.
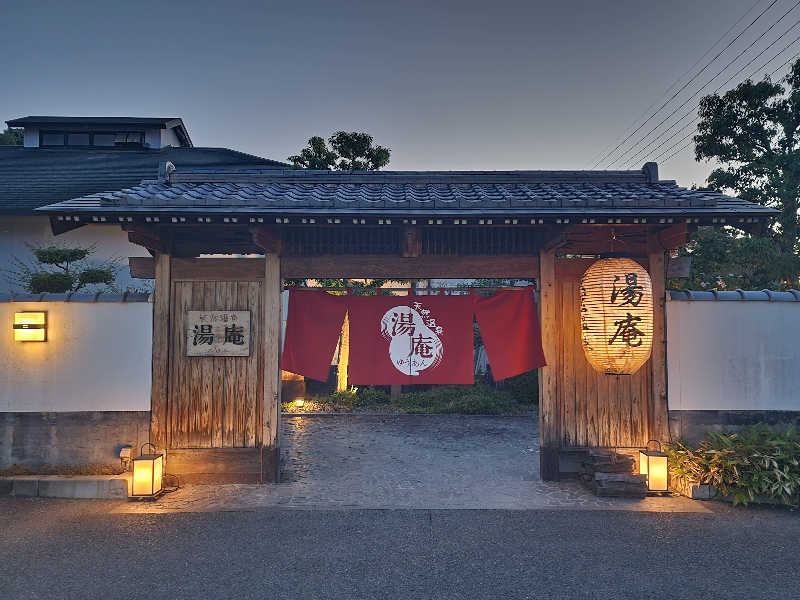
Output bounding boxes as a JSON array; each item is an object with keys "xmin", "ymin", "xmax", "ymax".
[
  {"xmin": 539, "ymin": 255, "xmax": 653, "ymax": 476},
  {"xmin": 538, "ymin": 249, "xmax": 559, "ymax": 480},
  {"xmin": 167, "ymin": 278, "xmax": 264, "ymax": 448},
  {"xmin": 648, "ymin": 243, "xmax": 669, "ymax": 442},
  {"xmin": 263, "ymin": 254, "xmax": 282, "ymax": 456},
  {"xmin": 130, "ymin": 255, "xmax": 541, "ymax": 280},
  {"xmin": 149, "ymin": 253, "xmax": 171, "ymax": 450},
  {"xmin": 165, "ymin": 447, "xmax": 271, "ymax": 484}
]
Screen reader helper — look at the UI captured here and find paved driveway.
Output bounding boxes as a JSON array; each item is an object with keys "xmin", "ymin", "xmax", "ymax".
[{"xmin": 117, "ymin": 414, "xmax": 703, "ymax": 513}]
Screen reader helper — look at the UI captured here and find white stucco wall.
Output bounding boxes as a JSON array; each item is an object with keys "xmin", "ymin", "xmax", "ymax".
[
  {"xmin": 0, "ymin": 301, "xmax": 152, "ymax": 412},
  {"xmin": 667, "ymin": 299, "xmax": 800, "ymax": 411},
  {"xmin": 0, "ymin": 216, "xmax": 151, "ymax": 294}
]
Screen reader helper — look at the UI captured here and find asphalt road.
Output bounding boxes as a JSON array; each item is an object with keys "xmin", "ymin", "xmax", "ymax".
[{"xmin": 1, "ymin": 499, "xmax": 798, "ymax": 599}]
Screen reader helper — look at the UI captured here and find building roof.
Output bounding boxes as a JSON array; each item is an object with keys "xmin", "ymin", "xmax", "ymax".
[
  {"xmin": 6, "ymin": 116, "xmax": 185, "ymax": 128},
  {"xmin": 37, "ymin": 163, "xmax": 777, "ymax": 225},
  {"xmin": 0, "ymin": 146, "xmax": 288, "ymax": 214}
]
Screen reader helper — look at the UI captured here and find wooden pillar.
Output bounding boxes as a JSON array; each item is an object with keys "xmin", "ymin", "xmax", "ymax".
[
  {"xmin": 538, "ymin": 249, "xmax": 560, "ymax": 480},
  {"xmin": 262, "ymin": 253, "xmax": 282, "ymax": 481},
  {"xmin": 336, "ymin": 313, "xmax": 350, "ymax": 392},
  {"xmin": 150, "ymin": 253, "xmax": 171, "ymax": 451},
  {"xmin": 648, "ymin": 242, "xmax": 669, "ymax": 443}
]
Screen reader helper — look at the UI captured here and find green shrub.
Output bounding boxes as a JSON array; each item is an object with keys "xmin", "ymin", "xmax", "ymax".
[
  {"xmin": 395, "ymin": 383, "xmax": 525, "ymax": 415},
  {"xmin": 355, "ymin": 387, "xmax": 390, "ymax": 405},
  {"xmin": 667, "ymin": 424, "xmax": 800, "ymax": 507},
  {"xmin": 502, "ymin": 370, "xmax": 538, "ymax": 404}
]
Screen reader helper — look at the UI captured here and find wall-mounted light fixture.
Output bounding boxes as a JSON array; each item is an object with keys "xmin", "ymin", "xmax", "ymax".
[
  {"xmin": 13, "ymin": 311, "xmax": 47, "ymax": 342},
  {"xmin": 639, "ymin": 440, "xmax": 668, "ymax": 492}
]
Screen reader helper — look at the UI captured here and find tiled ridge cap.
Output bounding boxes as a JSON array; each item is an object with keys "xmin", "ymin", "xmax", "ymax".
[
  {"xmin": 165, "ymin": 167, "xmax": 652, "ymax": 185},
  {"xmin": 0, "ymin": 292, "xmax": 152, "ymax": 303},
  {"xmin": 669, "ymin": 289, "xmax": 800, "ymax": 301}
]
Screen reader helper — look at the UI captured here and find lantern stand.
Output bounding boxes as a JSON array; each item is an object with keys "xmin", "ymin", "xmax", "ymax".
[
  {"xmin": 129, "ymin": 443, "xmax": 165, "ymax": 501},
  {"xmin": 639, "ymin": 439, "xmax": 669, "ymax": 494}
]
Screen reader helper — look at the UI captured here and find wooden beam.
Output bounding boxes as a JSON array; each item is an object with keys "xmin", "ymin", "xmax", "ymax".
[
  {"xmin": 401, "ymin": 226, "xmax": 421, "ymax": 258},
  {"xmin": 50, "ymin": 218, "xmax": 86, "ymax": 235},
  {"xmin": 262, "ymin": 254, "xmax": 282, "ymax": 481},
  {"xmin": 538, "ymin": 248, "xmax": 560, "ymax": 480},
  {"xmin": 284, "ymin": 255, "xmax": 541, "ymax": 279},
  {"xmin": 127, "ymin": 226, "xmax": 172, "ymax": 254},
  {"xmin": 647, "ymin": 235, "xmax": 669, "ymax": 443},
  {"xmin": 150, "ymin": 253, "xmax": 171, "ymax": 451},
  {"xmin": 657, "ymin": 223, "xmax": 689, "ymax": 250},
  {"xmin": 129, "ymin": 255, "xmax": 542, "ymax": 280},
  {"xmin": 250, "ymin": 226, "xmax": 283, "ymax": 254}
]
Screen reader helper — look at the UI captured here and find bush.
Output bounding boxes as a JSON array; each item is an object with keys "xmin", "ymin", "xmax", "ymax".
[
  {"xmin": 502, "ymin": 370, "xmax": 538, "ymax": 404},
  {"xmin": 355, "ymin": 387, "xmax": 390, "ymax": 405},
  {"xmin": 667, "ymin": 424, "xmax": 800, "ymax": 507},
  {"xmin": 395, "ymin": 383, "xmax": 525, "ymax": 415}
]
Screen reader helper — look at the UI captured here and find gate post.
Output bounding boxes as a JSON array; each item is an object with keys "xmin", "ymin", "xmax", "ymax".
[
  {"xmin": 647, "ymin": 238, "xmax": 669, "ymax": 443},
  {"xmin": 538, "ymin": 249, "xmax": 560, "ymax": 480},
  {"xmin": 150, "ymin": 253, "xmax": 171, "ymax": 452},
  {"xmin": 262, "ymin": 252, "xmax": 282, "ymax": 482}
]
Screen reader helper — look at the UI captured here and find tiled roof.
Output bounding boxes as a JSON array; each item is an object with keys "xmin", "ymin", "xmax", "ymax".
[
  {"xmin": 37, "ymin": 165, "xmax": 776, "ymax": 219},
  {"xmin": 0, "ymin": 291, "xmax": 151, "ymax": 302},
  {"xmin": 0, "ymin": 147, "xmax": 288, "ymax": 214},
  {"xmin": 669, "ymin": 289, "xmax": 800, "ymax": 301}
]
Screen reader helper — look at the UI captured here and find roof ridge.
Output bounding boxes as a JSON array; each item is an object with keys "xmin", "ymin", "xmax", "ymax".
[{"xmin": 166, "ymin": 168, "xmax": 650, "ymax": 185}]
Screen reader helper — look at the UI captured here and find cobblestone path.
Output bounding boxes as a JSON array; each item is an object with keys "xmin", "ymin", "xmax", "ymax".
[{"xmin": 117, "ymin": 414, "xmax": 707, "ymax": 513}]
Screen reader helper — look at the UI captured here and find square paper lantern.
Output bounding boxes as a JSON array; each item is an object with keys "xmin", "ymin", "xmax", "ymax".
[
  {"xmin": 13, "ymin": 311, "xmax": 47, "ymax": 342},
  {"xmin": 639, "ymin": 440, "xmax": 668, "ymax": 492},
  {"xmin": 131, "ymin": 444, "xmax": 164, "ymax": 499}
]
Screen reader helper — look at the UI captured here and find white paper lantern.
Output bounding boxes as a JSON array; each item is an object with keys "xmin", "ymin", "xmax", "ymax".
[{"xmin": 580, "ymin": 258, "xmax": 653, "ymax": 375}]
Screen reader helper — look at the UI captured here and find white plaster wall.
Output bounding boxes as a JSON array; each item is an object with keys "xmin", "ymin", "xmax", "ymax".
[
  {"xmin": 0, "ymin": 216, "xmax": 151, "ymax": 294},
  {"xmin": 667, "ymin": 300, "xmax": 800, "ymax": 411},
  {"xmin": 161, "ymin": 127, "xmax": 181, "ymax": 147},
  {"xmin": 0, "ymin": 301, "xmax": 152, "ymax": 411}
]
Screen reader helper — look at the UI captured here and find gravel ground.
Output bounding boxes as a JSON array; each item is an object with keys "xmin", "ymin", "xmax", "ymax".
[{"xmin": 1, "ymin": 498, "xmax": 798, "ymax": 600}]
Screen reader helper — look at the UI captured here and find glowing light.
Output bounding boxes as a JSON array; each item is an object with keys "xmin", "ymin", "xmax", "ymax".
[
  {"xmin": 13, "ymin": 311, "xmax": 47, "ymax": 342},
  {"xmin": 130, "ymin": 444, "xmax": 164, "ymax": 499},
  {"xmin": 639, "ymin": 440, "xmax": 668, "ymax": 492},
  {"xmin": 580, "ymin": 258, "xmax": 653, "ymax": 375}
]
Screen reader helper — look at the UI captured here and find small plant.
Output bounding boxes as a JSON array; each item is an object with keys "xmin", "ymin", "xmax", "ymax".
[{"xmin": 667, "ymin": 424, "xmax": 800, "ymax": 507}]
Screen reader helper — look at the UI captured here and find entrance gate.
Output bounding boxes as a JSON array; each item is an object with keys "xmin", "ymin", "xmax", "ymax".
[{"xmin": 42, "ymin": 163, "xmax": 772, "ymax": 482}]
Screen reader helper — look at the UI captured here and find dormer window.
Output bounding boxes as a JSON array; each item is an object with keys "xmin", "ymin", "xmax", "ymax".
[{"xmin": 39, "ymin": 130, "xmax": 145, "ymax": 147}]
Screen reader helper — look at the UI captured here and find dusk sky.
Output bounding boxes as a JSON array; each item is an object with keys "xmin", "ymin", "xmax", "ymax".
[{"xmin": 2, "ymin": 0, "xmax": 797, "ymax": 187}]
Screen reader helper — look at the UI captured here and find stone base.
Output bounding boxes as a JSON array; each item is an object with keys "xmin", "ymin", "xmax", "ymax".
[
  {"xmin": 0, "ymin": 475, "xmax": 130, "ymax": 499},
  {"xmin": 0, "ymin": 411, "xmax": 150, "ymax": 469},
  {"xmin": 165, "ymin": 446, "xmax": 279, "ymax": 484}
]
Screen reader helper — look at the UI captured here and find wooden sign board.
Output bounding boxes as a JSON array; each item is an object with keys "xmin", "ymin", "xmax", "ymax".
[{"xmin": 186, "ymin": 310, "xmax": 251, "ymax": 357}]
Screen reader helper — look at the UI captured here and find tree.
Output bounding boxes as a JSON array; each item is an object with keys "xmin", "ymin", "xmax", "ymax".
[
  {"xmin": 8, "ymin": 243, "xmax": 119, "ymax": 294},
  {"xmin": 288, "ymin": 130, "xmax": 392, "ymax": 389},
  {"xmin": 288, "ymin": 131, "xmax": 390, "ymax": 171},
  {"xmin": 689, "ymin": 59, "xmax": 800, "ymax": 288},
  {"xmin": 671, "ymin": 227, "xmax": 794, "ymax": 290},
  {"xmin": 0, "ymin": 127, "xmax": 23, "ymax": 145}
]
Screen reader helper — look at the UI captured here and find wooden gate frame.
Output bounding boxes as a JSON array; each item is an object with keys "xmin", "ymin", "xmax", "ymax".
[{"xmin": 133, "ymin": 231, "xmax": 670, "ymax": 483}]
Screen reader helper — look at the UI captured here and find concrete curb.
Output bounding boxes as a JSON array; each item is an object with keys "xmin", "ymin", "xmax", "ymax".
[{"xmin": 0, "ymin": 475, "xmax": 130, "ymax": 499}]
